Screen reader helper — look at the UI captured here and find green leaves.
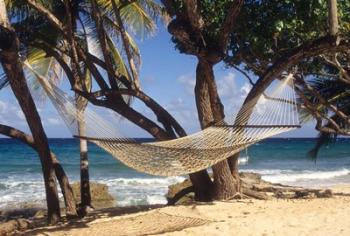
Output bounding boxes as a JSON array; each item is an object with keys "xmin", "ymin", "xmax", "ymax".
[
  {"xmin": 274, "ymin": 20, "xmax": 284, "ymax": 32},
  {"xmin": 226, "ymin": 0, "xmax": 350, "ymax": 74}
]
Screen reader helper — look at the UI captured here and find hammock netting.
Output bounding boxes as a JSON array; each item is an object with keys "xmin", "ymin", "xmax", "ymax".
[{"xmin": 32, "ymin": 69, "xmax": 300, "ymax": 176}]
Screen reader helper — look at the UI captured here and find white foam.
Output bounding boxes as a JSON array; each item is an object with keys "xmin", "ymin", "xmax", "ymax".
[
  {"xmin": 260, "ymin": 168, "xmax": 350, "ymax": 183},
  {"xmin": 1, "ymin": 169, "xmax": 349, "ymax": 209},
  {"xmin": 103, "ymin": 176, "xmax": 185, "ymax": 187},
  {"xmin": 146, "ymin": 195, "xmax": 168, "ymax": 205},
  {"xmin": 238, "ymin": 156, "xmax": 249, "ymax": 165}
]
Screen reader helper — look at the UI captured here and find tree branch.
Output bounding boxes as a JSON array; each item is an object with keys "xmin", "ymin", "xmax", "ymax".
[
  {"xmin": 183, "ymin": 0, "xmax": 204, "ymax": 32},
  {"xmin": 217, "ymin": 0, "xmax": 244, "ymax": 52},
  {"xmin": 24, "ymin": 0, "xmax": 65, "ymax": 33}
]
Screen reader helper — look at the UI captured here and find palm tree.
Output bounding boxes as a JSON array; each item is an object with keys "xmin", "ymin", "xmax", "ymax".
[
  {"xmin": 8, "ymin": 0, "xmax": 218, "ymax": 203},
  {"xmin": 5, "ymin": 0, "xmax": 177, "ymax": 208}
]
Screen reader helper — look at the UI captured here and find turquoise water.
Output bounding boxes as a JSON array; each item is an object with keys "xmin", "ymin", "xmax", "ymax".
[{"xmin": 0, "ymin": 138, "xmax": 350, "ymax": 208}]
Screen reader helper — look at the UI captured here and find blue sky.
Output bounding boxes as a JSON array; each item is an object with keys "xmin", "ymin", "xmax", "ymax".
[{"xmin": 0, "ymin": 26, "xmax": 318, "ymax": 138}]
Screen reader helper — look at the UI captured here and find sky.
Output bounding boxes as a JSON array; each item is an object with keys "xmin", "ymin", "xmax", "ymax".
[{"xmin": 0, "ymin": 26, "xmax": 318, "ymax": 138}]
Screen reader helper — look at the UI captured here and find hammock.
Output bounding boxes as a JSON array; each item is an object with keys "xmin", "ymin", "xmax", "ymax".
[{"xmin": 29, "ymin": 64, "xmax": 300, "ymax": 176}]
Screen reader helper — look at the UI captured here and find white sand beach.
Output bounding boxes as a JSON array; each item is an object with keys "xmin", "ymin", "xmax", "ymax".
[{"xmin": 20, "ymin": 185, "xmax": 350, "ymax": 236}]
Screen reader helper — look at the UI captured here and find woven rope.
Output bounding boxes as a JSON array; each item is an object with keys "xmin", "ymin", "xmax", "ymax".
[{"xmin": 28, "ymin": 61, "xmax": 300, "ymax": 176}]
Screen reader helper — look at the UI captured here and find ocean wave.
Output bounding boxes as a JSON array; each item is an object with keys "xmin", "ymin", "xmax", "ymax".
[
  {"xmin": 98, "ymin": 176, "xmax": 185, "ymax": 206},
  {"xmin": 0, "ymin": 176, "xmax": 184, "ymax": 209},
  {"xmin": 258, "ymin": 168, "xmax": 350, "ymax": 183},
  {"xmin": 1, "ymin": 168, "xmax": 349, "ymax": 209},
  {"xmin": 0, "ymin": 183, "xmax": 8, "ymax": 190},
  {"xmin": 101, "ymin": 176, "xmax": 185, "ymax": 187}
]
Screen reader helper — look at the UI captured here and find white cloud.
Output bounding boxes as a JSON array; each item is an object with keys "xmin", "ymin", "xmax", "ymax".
[
  {"xmin": 16, "ymin": 111, "xmax": 25, "ymax": 120},
  {"xmin": 47, "ymin": 117, "xmax": 61, "ymax": 125},
  {"xmin": 240, "ymin": 83, "xmax": 252, "ymax": 98},
  {"xmin": 163, "ymin": 98, "xmax": 200, "ymax": 133},
  {"xmin": 0, "ymin": 100, "xmax": 7, "ymax": 111},
  {"xmin": 175, "ymin": 72, "xmax": 254, "ymax": 124},
  {"xmin": 217, "ymin": 72, "xmax": 236, "ymax": 98},
  {"xmin": 177, "ymin": 73, "xmax": 195, "ymax": 95},
  {"xmin": 0, "ymin": 99, "xmax": 28, "ymax": 130}
]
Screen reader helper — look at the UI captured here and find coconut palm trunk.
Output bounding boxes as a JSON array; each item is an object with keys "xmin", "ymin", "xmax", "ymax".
[{"xmin": 76, "ymin": 95, "xmax": 92, "ymax": 211}]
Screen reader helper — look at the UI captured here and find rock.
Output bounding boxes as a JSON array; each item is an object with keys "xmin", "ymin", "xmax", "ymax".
[
  {"xmin": 294, "ymin": 190, "xmax": 316, "ymax": 199},
  {"xmin": 71, "ymin": 182, "xmax": 115, "ymax": 209},
  {"xmin": 166, "ymin": 178, "xmax": 195, "ymax": 205},
  {"xmin": 33, "ymin": 210, "xmax": 47, "ymax": 219},
  {"xmin": 167, "ymin": 172, "xmax": 334, "ymax": 204},
  {"xmin": 0, "ymin": 208, "xmax": 43, "ymax": 222},
  {"xmin": 0, "ymin": 218, "xmax": 32, "ymax": 236},
  {"xmin": 316, "ymin": 189, "xmax": 333, "ymax": 198},
  {"xmin": 240, "ymin": 172, "xmax": 263, "ymax": 185}
]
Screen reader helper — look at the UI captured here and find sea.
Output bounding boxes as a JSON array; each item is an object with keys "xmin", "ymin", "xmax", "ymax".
[{"xmin": 0, "ymin": 138, "xmax": 350, "ymax": 209}]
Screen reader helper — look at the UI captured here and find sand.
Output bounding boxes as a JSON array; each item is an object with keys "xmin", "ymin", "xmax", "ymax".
[{"xmin": 20, "ymin": 185, "xmax": 350, "ymax": 236}]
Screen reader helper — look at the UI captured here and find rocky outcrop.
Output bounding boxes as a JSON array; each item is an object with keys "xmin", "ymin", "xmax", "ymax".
[
  {"xmin": 0, "ymin": 218, "xmax": 32, "ymax": 236},
  {"xmin": 167, "ymin": 172, "xmax": 333, "ymax": 204},
  {"xmin": 71, "ymin": 182, "xmax": 115, "ymax": 209}
]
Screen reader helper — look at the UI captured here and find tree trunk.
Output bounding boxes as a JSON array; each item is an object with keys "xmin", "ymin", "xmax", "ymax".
[
  {"xmin": 327, "ymin": 0, "xmax": 338, "ymax": 36},
  {"xmin": 77, "ymin": 112, "xmax": 92, "ymax": 209},
  {"xmin": 195, "ymin": 58, "xmax": 240, "ymax": 200},
  {"xmin": 0, "ymin": 3, "xmax": 61, "ymax": 223},
  {"xmin": 63, "ymin": 0, "xmax": 92, "ymax": 214},
  {"xmin": 189, "ymin": 170, "xmax": 214, "ymax": 201},
  {"xmin": 75, "ymin": 92, "xmax": 92, "ymax": 214},
  {"xmin": 51, "ymin": 154, "xmax": 78, "ymax": 218}
]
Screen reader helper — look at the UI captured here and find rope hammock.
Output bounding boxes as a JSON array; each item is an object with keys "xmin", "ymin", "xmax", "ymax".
[{"xmin": 28, "ymin": 63, "xmax": 300, "ymax": 176}]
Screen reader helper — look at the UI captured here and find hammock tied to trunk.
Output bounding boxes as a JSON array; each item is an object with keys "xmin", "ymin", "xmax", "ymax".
[{"xmin": 28, "ymin": 63, "xmax": 300, "ymax": 176}]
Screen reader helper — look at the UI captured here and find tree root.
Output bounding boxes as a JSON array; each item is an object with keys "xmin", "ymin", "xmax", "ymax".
[{"xmin": 167, "ymin": 172, "xmax": 333, "ymax": 205}]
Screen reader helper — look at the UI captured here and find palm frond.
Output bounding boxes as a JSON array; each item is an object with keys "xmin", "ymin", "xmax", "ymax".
[
  {"xmin": 105, "ymin": 34, "xmax": 131, "ymax": 80},
  {"xmin": 120, "ymin": 2, "xmax": 157, "ymax": 39},
  {"xmin": 23, "ymin": 47, "xmax": 63, "ymax": 102},
  {"xmin": 307, "ymin": 131, "xmax": 335, "ymax": 161}
]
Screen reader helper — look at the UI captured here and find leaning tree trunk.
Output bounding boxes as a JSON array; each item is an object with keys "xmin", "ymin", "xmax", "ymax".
[
  {"xmin": 51, "ymin": 154, "xmax": 78, "ymax": 218},
  {"xmin": 195, "ymin": 58, "xmax": 240, "ymax": 200},
  {"xmin": 0, "ymin": 1, "xmax": 61, "ymax": 224}
]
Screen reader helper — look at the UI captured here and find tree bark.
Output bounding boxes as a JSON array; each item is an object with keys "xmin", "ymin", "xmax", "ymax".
[
  {"xmin": 76, "ymin": 97, "xmax": 92, "ymax": 210},
  {"xmin": 189, "ymin": 170, "xmax": 214, "ymax": 201},
  {"xmin": 327, "ymin": 0, "xmax": 338, "ymax": 36},
  {"xmin": 0, "ymin": 124, "xmax": 78, "ymax": 217},
  {"xmin": 0, "ymin": 2, "xmax": 61, "ymax": 223},
  {"xmin": 195, "ymin": 58, "xmax": 240, "ymax": 200},
  {"xmin": 51, "ymin": 154, "xmax": 78, "ymax": 218}
]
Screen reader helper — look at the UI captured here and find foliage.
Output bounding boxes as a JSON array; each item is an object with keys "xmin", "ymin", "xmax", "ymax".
[
  {"xmin": 170, "ymin": 0, "xmax": 235, "ymax": 54},
  {"xmin": 227, "ymin": 0, "xmax": 350, "ymax": 73}
]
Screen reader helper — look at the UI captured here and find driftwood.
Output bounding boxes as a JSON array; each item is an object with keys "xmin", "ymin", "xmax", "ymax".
[{"xmin": 167, "ymin": 172, "xmax": 333, "ymax": 205}]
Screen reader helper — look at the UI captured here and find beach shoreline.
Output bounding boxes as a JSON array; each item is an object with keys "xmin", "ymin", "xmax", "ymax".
[{"xmin": 0, "ymin": 184, "xmax": 349, "ymax": 236}]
